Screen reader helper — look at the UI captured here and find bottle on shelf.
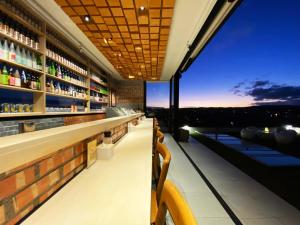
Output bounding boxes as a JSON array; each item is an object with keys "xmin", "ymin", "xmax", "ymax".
[
  {"xmin": 50, "ymin": 80, "xmax": 55, "ymax": 93},
  {"xmin": 14, "ymin": 68, "xmax": 21, "ymax": 87},
  {"xmin": 9, "ymin": 41, "xmax": 16, "ymax": 62},
  {"xmin": 0, "ymin": 40, "xmax": 3, "ymax": 59},
  {"xmin": 0, "ymin": 64, "xmax": 9, "ymax": 85},
  {"xmin": 26, "ymin": 50, "xmax": 32, "ymax": 68},
  {"xmin": 36, "ymin": 55, "xmax": 42, "ymax": 70},
  {"xmin": 15, "ymin": 44, "xmax": 21, "ymax": 64},
  {"xmin": 32, "ymin": 53, "xmax": 37, "ymax": 69},
  {"xmin": 3, "ymin": 39, "xmax": 9, "ymax": 60},
  {"xmin": 21, "ymin": 69, "xmax": 29, "ymax": 88},
  {"xmin": 9, "ymin": 67, "xmax": 15, "ymax": 86},
  {"xmin": 21, "ymin": 47, "xmax": 26, "ymax": 65}
]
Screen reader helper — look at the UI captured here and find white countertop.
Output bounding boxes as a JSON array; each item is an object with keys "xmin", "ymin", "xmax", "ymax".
[
  {"xmin": 0, "ymin": 113, "xmax": 143, "ymax": 174},
  {"xmin": 21, "ymin": 118, "xmax": 153, "ymax": 225}
]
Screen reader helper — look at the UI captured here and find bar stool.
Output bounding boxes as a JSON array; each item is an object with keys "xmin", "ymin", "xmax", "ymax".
[
  {"xmin": 154, "ymin": 180, "xmax": 198, "ymax": 225},
  {"xmin": 153, "ymin": 129, "xmax": 165, "ymax": 182},
  {"xmin": 151, "ymin": 142, "xmax": 171, "ymax": 224}
]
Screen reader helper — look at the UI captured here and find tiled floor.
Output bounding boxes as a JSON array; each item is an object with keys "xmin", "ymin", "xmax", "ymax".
[
  {"xmin": 172, "ymin": 135, "xmax": 300, "ymax": 225},
  {"xmin": 163, "ymin": 134, "xmax": 235, "ymax": 225}
]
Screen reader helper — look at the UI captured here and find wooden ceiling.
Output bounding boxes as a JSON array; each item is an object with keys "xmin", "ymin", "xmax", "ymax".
[{"xmin": 55, "ymin": 0, "xmax": 175, "ymax": 80}]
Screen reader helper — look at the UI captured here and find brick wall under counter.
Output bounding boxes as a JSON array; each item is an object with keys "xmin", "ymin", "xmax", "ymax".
[
  {"xmin": 0, "ymin": 113, "xmax": 106, "ymax": 137},
  {"xmin": 0, "ymin": 117, "xmax": 64, "ymax": 137},
  {"xmin": 0, "ymin": 120, "xmax": 132, "ymax": 225}
]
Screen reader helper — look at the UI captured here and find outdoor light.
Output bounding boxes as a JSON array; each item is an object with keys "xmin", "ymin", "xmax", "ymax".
[
  {"xmin": 182, "ymin": 125, "xmax": 191, "ymax": 131},
  {"xmin": 84, "ymin": 15, "xmax": 90, "ymax": 22},
  {"xmin": 264, "ymin": 127, "xmax": 269, "ymax": 133},
  {"xmin": 285, "ymin": 125, "xmax": 293, "ymax": 130}
]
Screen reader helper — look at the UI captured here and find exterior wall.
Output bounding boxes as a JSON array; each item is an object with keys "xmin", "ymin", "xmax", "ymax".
[
  {"xmin": 114, "ymin": 80, "xmax": 144, "ymax": 110},
  {"xmin": 0, "ymin": 121, "xmax": 129, "ymax": 225}
]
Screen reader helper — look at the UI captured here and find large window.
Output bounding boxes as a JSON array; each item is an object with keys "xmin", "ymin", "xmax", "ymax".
[
  {"xmin": 146, "ymin": 82, "xmax": 169, "ymax": 108},
  {"xmin": 146, "ymin": 82, "xmax": 170, "ymax": 128},
  {"xmin": 180, "ymin": 0, "xmax": 300, "ymax": 108}
]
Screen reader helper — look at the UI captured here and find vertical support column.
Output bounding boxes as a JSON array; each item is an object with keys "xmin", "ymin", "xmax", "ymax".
[
  {"xmin": 87, "ymin": 60, "xmax": 91, "ymax": 112},
  {"xmin": 168, "ymin": 78, "xmax": 173, "ymax": 132},
  {"xmin": 143, "ymin": 81, "xmax": 146, "ymax": 113},
  {"xmin": 34, "ymin": 22, "xmax": 47, "ymax": 113},
  {"xmin": 173, "ymin": 72, "xmax": 180, "ymax": 140}
]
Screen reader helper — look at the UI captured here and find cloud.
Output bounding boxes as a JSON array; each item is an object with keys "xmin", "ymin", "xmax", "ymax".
[
  {"xmin": 247, "ymin": 85, "xmax": 300, "ymax": 101},
  {"xmin": 252, "ymin": 80, "xmax": 270, "ymax": 88},
  {"xmin": 231, "ymin": 80, "xmax": 300, "ymax": 106}
]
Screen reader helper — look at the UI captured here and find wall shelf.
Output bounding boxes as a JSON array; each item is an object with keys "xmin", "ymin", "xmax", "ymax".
[
  {"xmin": 0, "ymin": 58, "xmax": 43, "ymax": 74},
  {"xmin": 46, "ymin": 74, "xmax": 88, "ymax": 89},
  {"xmin": 0, "ymin": 32, "xmax": 43, "ymax": 55},
  {"xmin": 0, "ymin": 2, "xmax": 110, "ymax": 118},
  {"xmin": 0, "ymin": 84, "xmax": 43, "ymax": 93},
  {"xmin": 90, "ymin": 89, "xmax": 109, "ymax": 96},
  {"xmin": 46, "ymin": 56, "xmax": 87, "ymax": 78},
  {"xmin": 46, "ymin": 92, "xmax": 88, "ymax": 101},
  {"xmin": 90, "ymin": 99, "xmax": 108, "ymax": 104},
  {"xmin": 0, "ymin": 4, "xmax": 44, "ymax": 36},
  {"xmin": 90, "ymin": 77, "xmax": 108, "ymax": 87}
]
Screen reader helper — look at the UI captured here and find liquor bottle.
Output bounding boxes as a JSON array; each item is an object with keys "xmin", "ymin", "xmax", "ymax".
[
  {"xmin": 36, "ymin": 55, "xmax": 42, "ymax": 71},
  {"xmin": 1, "ymin": 65, "xmax": 9, "ymax": 85},
  {"xmin": 14, "ymin": 69, "xmax": 21, "ymax": 87},
  {"xmin": 32, "ymin": 53, "xmax": 37, "ymax": 69},
  {"xmin": 50, "ymin": 80, "xmax": 55, "ymax": 93},
  {"xmin": 9, "ymin": 67, "xmax": 15, "ymax": 86},
  {"xmin": 2, "ymin": 18, "xmax": 9, "ymax": 35},
  {"xmin": 26, "ymin": 50, "xmax": 32, "ymax": 68},
  {"xmin": 12, "ymin": 22, "xmax": 19, "ymax": 40},
  {"xmin": 9, "ymin": 42, "xmax": 16, "ymax": 62},
  {"xmin": 34, "ymin": 35, "xmax": 39, "ymax": 50},
  {"xmin": 57, "ymin": 82, "xmax": 61, "ymax": 94},
  {"xmin": 15, "ymin": 45, "xmax": 22, "ymax": 64},
  {"xmin": 46, "ymin": 79, "xmax": 51, "ymax": 92},
  {"xmin": 0, "ymin": 14, "xmax": 3, "ymax": 33},
  {"xmin": 0, "ymin": 40, "xmax": 3, "ymax": 59},
  {"xmin": 21, "ymin": 69, "xmax": 28, "ymax": 88},
  {"xmin": 3, "ymin": 39, "xmax": 9, "ymax": 60},
  {"xmin": 21, "ymin": 47, "xmax": 26, "ymax": 65},
  {"xmin": 51, "ymin": 61, "xmax": 56, "ymax": 76},
  {"xmin": 19, "ymin": 26, "xmax": 25, "ymax": 43},
  {"xmin": 8, "ymin": 19, "xmax": 14, "ymax": 37},
  {"xmin": 36, "ymin": 76, "xmax": 41, "ymax": 90},
  {"xmin": 57, "ymin": 64, "xmax": 62, "ymax": 78}
]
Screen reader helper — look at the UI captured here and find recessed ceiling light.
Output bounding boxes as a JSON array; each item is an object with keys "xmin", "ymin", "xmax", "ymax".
[
  {"xmin": 137, "ymin": 72, "xmax": 142, "ymax": 76},
  {"xmin": 140, "ymin": 64, "xmax": 145, "ymax": 69},
  {"xmin": 129, "ymin": 75, "xmax": 135, "ymax": 79},
  {"xmin": 140, "ymin": 6, "xmax": 145, "ymax": 11},
  {"xmin": 151, "ymin": 77, "xmax": 157, "ymax": 80},
  {"xmin": 135, "ymin": 46, "xmax": 142, "ymax": 51},
  {"xmin": 84, "ymin": 15, "xmax": 90, "ymax": 22}
]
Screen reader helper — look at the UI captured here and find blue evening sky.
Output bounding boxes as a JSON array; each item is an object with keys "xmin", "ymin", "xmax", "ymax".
[{"xmin": 147, "ymin": 0, "xmax": 300, "ymax": 108}]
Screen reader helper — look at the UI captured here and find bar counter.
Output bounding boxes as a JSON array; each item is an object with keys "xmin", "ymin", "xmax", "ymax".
[
  {"xmin": 0, "ymin": 113, "xmax": 143, "ymax": 174},
  {"xmin": 21, "ymin": 118, "xmax": 153, "ymax": 225}
]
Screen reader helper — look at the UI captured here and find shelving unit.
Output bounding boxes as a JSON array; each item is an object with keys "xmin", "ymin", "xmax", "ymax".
[
  {"xmin": 0, "ymin": 58, "xmax": 43, "ymax": 74},
  {"xmin": 0, "ymin": 1, "xmax": 110, "ymax": 117},
  {"xmin": 0, "ymin": 84, "xmax": 43, "ymax": 93},
  {"xmin": 46, "ymin": 92, "xmax": 88, "ymax": 101},
  {"xmin": 45, "ymin": 74, "xmax": 88, "ymax": 89},
  {"xmin": 0, "ymin": 32, "xmax": 43, "ymax": 55}
]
